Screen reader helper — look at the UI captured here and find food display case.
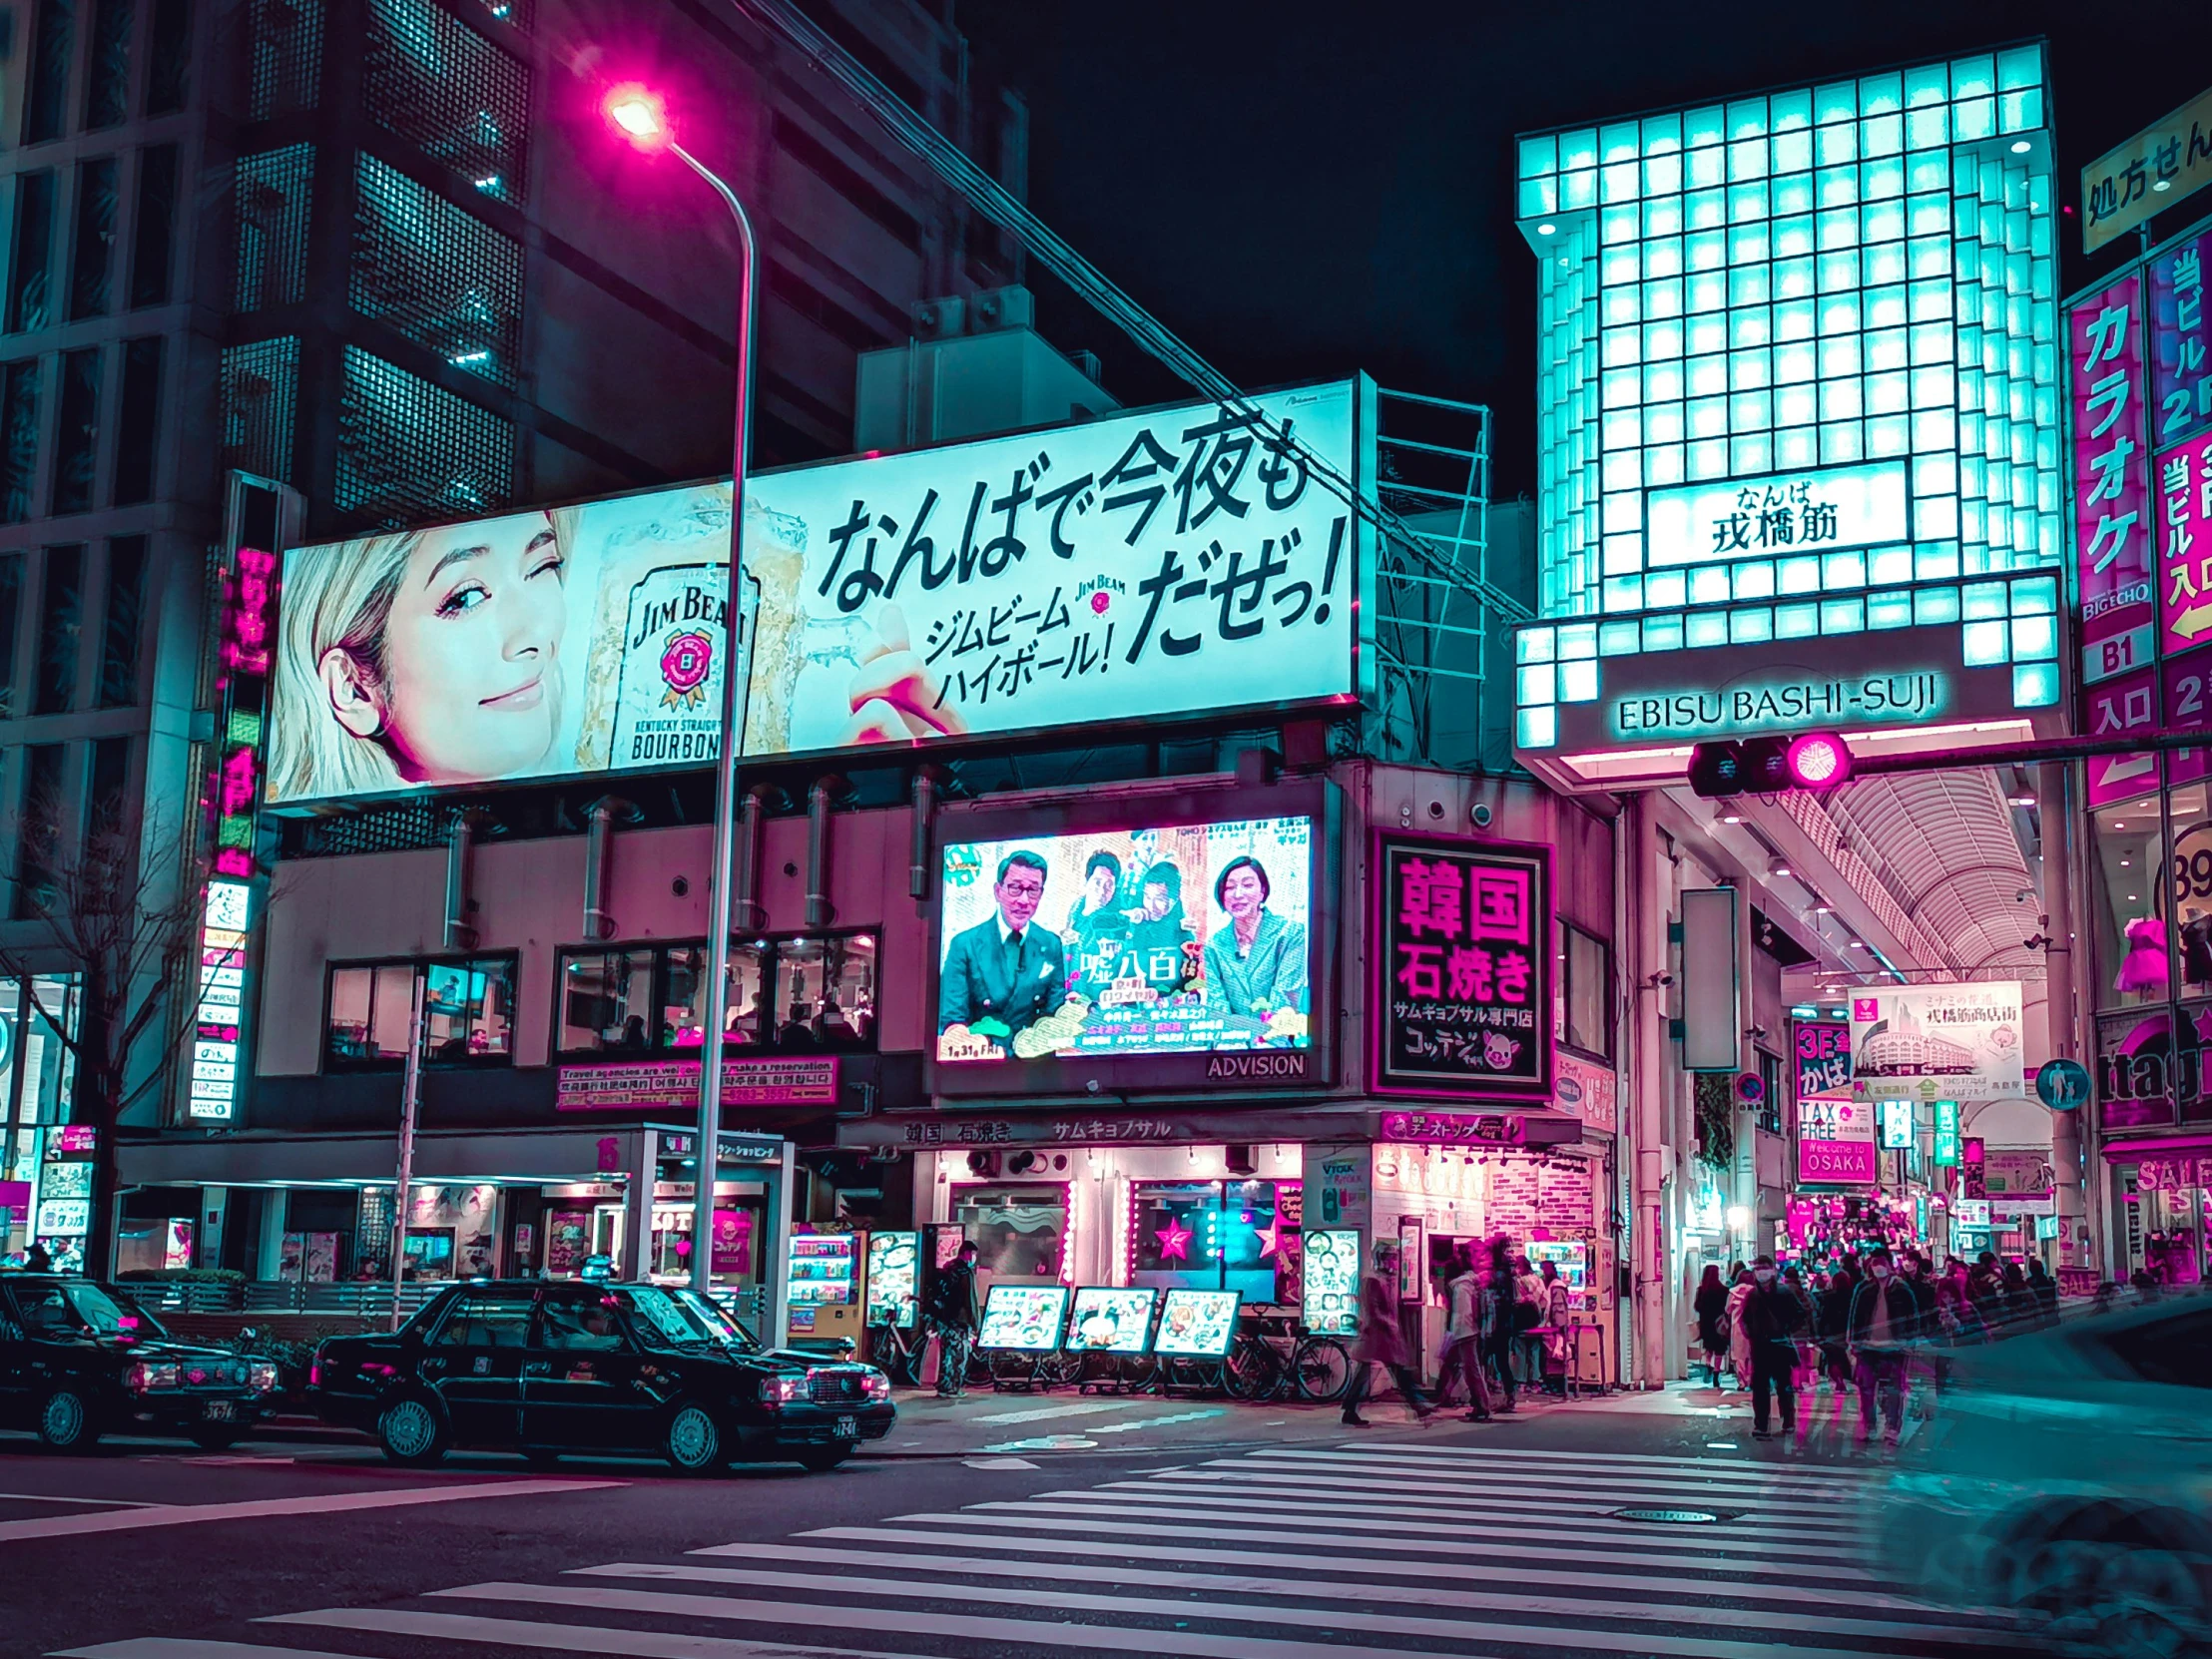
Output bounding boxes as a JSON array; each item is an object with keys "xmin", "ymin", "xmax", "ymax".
[{"xmin": 786, "ymin": 1229, "xmax": 860, "ymax": 1349}]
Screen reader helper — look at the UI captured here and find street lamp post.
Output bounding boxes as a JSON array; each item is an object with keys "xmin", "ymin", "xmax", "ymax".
[{"xmin": 606, "ymin": 86, "xmax": 758, "ymax": 1297}]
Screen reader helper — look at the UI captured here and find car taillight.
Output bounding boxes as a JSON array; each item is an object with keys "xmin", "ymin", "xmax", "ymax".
[
  {"xmin": 863, "ymin": 1371, "xmax": 891, "ymax": 1400},
  {"xmin": 308, "ymin": 1359, "xmax": 321, "ymax": 1387}
]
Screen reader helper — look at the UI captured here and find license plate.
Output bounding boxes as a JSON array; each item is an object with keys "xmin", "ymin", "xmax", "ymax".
[
  {"xmin": 833, "ymin": 1415, "xmax": 856, "ymax": 1439},
  {"xmin": 203, "ymin": 1400, "xmax": 236, "ymax": 1421}
]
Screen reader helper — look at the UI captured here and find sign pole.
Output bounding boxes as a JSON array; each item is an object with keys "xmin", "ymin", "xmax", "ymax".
[{"xmin": 389, "ymin": 972, "xmax": 424, "ymax": 1332}]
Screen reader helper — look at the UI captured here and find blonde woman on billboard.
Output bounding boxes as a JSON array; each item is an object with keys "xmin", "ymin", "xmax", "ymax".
[{"xmin": 271, "ymin": 508, "xmax": 575, "ymax": 800}]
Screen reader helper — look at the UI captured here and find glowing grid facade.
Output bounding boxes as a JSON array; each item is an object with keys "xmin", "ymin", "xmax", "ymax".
[{"xmin": 1513, "ymin": 48, "xmax": 2062, "ymax": 752}]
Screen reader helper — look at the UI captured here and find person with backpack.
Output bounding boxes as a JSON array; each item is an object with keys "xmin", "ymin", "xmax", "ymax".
[
  {"xmin": 924, "ymin": 1241, "xmax": 979, "ymax": 1397},
  {"xmin": 1741, "ymin": 1256, "xmax": 1807, "ymax": 1441}
]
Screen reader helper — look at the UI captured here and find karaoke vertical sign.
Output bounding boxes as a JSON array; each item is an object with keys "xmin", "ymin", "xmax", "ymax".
[{"xmin": 189, "ymin": 475, "xmax": 294, "ymax": 1122}]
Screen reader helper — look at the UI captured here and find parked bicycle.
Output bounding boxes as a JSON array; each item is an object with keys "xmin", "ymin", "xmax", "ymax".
[{"xmin": 1223, "ymin": 1307, "xmax": 1352, "ymax": 1402}]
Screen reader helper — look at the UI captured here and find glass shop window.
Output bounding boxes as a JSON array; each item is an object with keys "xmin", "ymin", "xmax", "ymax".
[
  {"xmin": 664, "ymin": 941, "xmax": 771, "ymax": 1051},
  {"xmin": 556, "ymin": 947, "xmax": 658, "ymax": 1054},
  {"xmin": 772, "ymin": 934, "xmax": 876, "ymax": 1051},
  {"xmin": 324, "ymin": 957, "xmax": 513, "ymax": 1069},
  {"xmin": 1130, "ymin": 1179, "xmax": 1286, "ymax": 1303},
  {"xmin": 950, "ymin": 1184, "xmax": 1067, "ymax": 1284},
  {"xmin": 2094, "ymin": 800, "xmax": 2176, "ymax": 1009}
]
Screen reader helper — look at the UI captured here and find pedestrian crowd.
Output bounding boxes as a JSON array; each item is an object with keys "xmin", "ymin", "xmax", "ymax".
[
  {"xmin": 1346, "ymin": 1233, "xmax": 1569, "ymax": 1426},
  {"xmin": 1692, "ymin": 1247, "xmax": 2061, "ymax": 1446}
]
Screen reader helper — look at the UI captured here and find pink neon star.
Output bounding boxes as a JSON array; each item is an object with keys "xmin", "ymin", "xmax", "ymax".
[
  {"xmin": 1154, "ymin": 1220, "xmax": 1193, "ymax": 1261},
  {"xmin": 1253, "ymin": 1222, "xmax": 1280, "ymax": 1261}
]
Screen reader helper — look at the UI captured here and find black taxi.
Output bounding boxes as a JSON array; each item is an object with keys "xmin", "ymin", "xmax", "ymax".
[
  {"xmin": 308, "ymin": 1279, "xmax": 893, "ymax": 1472},
  {"xmin": 0, "ymin": 1275, "xmax": 279, "ymax": 1450}
]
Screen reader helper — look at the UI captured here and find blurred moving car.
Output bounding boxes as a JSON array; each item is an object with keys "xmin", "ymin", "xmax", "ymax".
[
  {"xmin": 0, "ymin": 1275, "xmax": 278, "ymax": 1451},
  {"xmin": 1882, "ymin": 1291, "xmax": 2212, "ymax": 1658},
  {"xmin": 309, "ymin": 1278, "xmax": 893, "ymax": 1473}
]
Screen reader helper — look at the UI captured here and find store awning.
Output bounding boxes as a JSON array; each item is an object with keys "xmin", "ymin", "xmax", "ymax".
[{"xmin": 114, "ymin": 1126, "xmax": 664, "ymax": 1189}]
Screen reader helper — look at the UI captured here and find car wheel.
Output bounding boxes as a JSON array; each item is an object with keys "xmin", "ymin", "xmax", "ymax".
[
  {"xmin": 2013, "ymin": 1515, "xmax": 2212, "ymax": 1659},
  {"xmin": 189, "ymin": 1424, "xmax": 247, "ymax": 1451},
  {"xmin": 662, "ymin": 1402, "xmax": 722, "ymax": 1473},
  {"xmin": 36, "ymin": 1386, "xmax": 99, "ymax": 1452},
  {"xmin": 375, "ymin": 1393, "xmax": 449, "ymax": 1467},
  {"xmin": 798, "ymin": 1442, "xmax": 852, "ymax": 1473}
]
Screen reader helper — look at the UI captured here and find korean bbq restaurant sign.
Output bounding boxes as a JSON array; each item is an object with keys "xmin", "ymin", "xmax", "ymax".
[
  {"xmin": 1373, "ymin": 836, "xmax": 1552, "ymax": 1102},
  {"xmin": 265, "ymin": 381, "xmax": 1364, "ymax": 806}
]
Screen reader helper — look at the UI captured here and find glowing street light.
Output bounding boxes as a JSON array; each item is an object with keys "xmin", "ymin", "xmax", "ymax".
[{"xmin": 603, "ymin": 81, "xmax": 759, "ymax": 1306}]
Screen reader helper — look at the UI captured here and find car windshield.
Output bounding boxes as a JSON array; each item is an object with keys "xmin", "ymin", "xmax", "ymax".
[
  {"xmin": 615, "ymin": 1287, "xmax": 760, "ymax": 1354},
  {"xmin": 13, "ymin": 1282, "xmax": 165, "ymax": 1341}
]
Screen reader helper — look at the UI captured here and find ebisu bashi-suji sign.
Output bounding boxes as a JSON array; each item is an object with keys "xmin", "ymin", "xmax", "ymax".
[{"xmin": 1372, "ymin": 835, "xmax": 1552, "ymax": 1102}]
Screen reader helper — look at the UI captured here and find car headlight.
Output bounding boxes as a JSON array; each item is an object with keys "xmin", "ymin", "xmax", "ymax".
[
  {"xmin": 249, "ymin": 1361, "xmax": 279, "ymax": 1392},
  {"xmin": 126, "ymin": 1362, "xmax": 180, "ymax": 1390},
  {"xmin": 863, "ymin": 1371, "xmax": 891, "ymax": 1400},
  {"xmin": 763, "ymin": 1376, "xmax": 806, "ymax": 1403}
]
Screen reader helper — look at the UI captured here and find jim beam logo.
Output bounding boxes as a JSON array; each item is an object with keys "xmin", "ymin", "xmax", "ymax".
[
  {"xmin": 1206, "ymin": 1052, "xmax": 1308, "ymax": 1081},
  {"xmin": 612, "ymin": 565, "xmax": 725, "ymax": 764}
]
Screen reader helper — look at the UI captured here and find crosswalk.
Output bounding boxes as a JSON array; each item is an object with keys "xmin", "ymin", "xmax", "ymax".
[{"xmin": 56, "ymin": 1441, "xmax": 2045, "ymax": 1659}]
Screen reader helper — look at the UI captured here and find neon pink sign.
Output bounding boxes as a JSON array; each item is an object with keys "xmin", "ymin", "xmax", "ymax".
[{"xmin": 2072, "ymin": 275, "xmax": 2154, "ymax": 690}]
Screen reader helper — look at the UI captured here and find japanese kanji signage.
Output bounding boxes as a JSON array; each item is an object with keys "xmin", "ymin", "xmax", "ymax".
[
  {"xmin": 269, "ymin": 381, "xmax": 1364, "ymax": 807},
  {"xmin": 1373, "ymin": 835, "xmax": 1552, "ymax": 1102},
  {"xmin": 1645, "ymin": 462, "xmax": 1908, "ymax": 569},
  {"xmin": 2073, "ymin": 273, "xmax": 2156, "ymax": 694},
  {"xmin": 2152, "ymin": 226, "xmax": 2212, "ymax": 450},
  {"xmin": 554, "ymin": 1058, "xmax": 839, "ymax": 1110},
  {"xmin": 2158, "ymin": 431, "xmax": 2212, "ymax": 657},
  {"xmin": 2081, "ymin": 85, "xmax": 2212, "ymax": 256}
]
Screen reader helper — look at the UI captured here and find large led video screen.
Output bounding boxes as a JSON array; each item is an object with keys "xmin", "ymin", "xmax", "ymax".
[
  {"xmin": 935, "ymin": 817, "xmax": 1314, "ymax": 1066},
  {"xmin": 265, "ymin": 381, "xmax": 1362, "ymax": 808}
]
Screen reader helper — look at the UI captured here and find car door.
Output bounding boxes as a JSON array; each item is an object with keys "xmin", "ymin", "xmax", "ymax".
[
  {"xmin": 422, "ymin": 1288, "xmax": 532, "ymax": 1445},
  {"xmin": 0, "ymin": 1286, "xmax": 33, "ymax": 1426},
  {"xmin": 522, "ymin": 1289, "xmax": 649, "ymax": 1451}
]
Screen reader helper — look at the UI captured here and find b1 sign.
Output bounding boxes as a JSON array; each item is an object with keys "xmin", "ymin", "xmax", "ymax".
[
  {"xmin": 1645, "ymin": 462, "xmax": 1908, "ymax": 568},
  {"xmin": 267, "ymin": 382, "xmax": 1362, "ymax": 807}
]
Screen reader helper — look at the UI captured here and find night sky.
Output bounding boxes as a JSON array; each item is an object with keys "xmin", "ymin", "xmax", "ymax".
[{"xmin": 953, "ymin": 0, "xmax": 2212, "ymax": 501}]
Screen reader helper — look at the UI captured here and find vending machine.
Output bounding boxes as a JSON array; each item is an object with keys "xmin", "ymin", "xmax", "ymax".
[{"xmin": 785, "ymin": 1229, "xmax": 861, "ymax": 1350}]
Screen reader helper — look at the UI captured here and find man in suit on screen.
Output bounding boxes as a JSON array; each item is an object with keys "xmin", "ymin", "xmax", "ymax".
[{"xmin": 939, "ymin": 849, "xmax": 1066, "ymax": 1054}]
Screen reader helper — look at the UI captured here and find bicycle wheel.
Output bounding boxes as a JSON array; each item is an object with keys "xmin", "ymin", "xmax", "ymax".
[
  {"xmin": 1223, "ymin": 1333, "xmax": 1282, "ymax": 1400},
  {"xmin": 1293, "ymin": 1336, "xmax": 1352, "ymax": 1401}
]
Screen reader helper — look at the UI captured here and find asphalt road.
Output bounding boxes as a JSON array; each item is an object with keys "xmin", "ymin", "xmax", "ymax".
[{"xmin": 0, "ymin": 1385, "xmax": 2044, "ymax": 1659}]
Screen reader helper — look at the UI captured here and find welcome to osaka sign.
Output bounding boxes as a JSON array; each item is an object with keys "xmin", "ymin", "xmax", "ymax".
[{"xmin": 1372, "ymin": 835, "xmax": 1553, "ymax": 1102}]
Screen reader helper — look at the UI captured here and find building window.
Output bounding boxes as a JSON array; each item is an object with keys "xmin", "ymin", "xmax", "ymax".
[
  {"xmin": 0, "ymin": 361, "xmax": 42, "ymax": 524},
  {"xmin": 36, "ymin": 544, "xmax": 83, "ymax": 714},
  {"xmin": 88, "ymin": 734, "xmax": 128, "ymax": 827},
  {"xmin": 97, "ymin": 533, "xmax": 145, "ymax": 705},
  {"xmin": 233, "ymin": 146, "xmax": 314, "ymax": 312},
  {"xmin": 129, "ymin": 145, "xmax": 178, "ymax": 307},
  {"xmin": 1757, "ymin": 1047, "xmax": 1784, "ymax": 1136},
  {"xmin": 0, "ymin": 553, "xmax": 22, "ymax": 718},
  {"xmin": 246, "ymin": 0, "xmax": 319, "ymax": 120},
  {"xmin": 324, "ymin": 954, "xmax": 516, "ymax": 1069},
  {"xmin": 1129, "ymin": 1179, "xmax": 1291, "ymax": 1301},
  {"xmin": 555, "ymin": 934, "xmax": 875, "ymax": 1058},
  {"xmin": 350, "ymin": 154, "xmax": 522, "ymax": 386},
  {"xmin": 144, "ymin": 0, "xmax": 191, "ymax": 114},
  {"xmin": 219, "ymin": 336, "xmax": 297, "ymax": 482},
  {"xmin": 1558, "ymin": 919, "xmax": 1613, "ymax": 1060},
  {"xmin": 364, "ymin": 0, "xmax": 529, "ymax": 205},
  {"xmin": 86, "ymin": 0, "xmax": 134, "ymax": 130},
  {"xmin": 69, "ymin": 157, "xmax": 120, "ymax": 320},
  {"xmin": 51, "ymin": 347, "xmax": 100, "ymax": 514},
  {"xmin": 23, "ymin": 0, "xmax": 77, "ymax": 146},
  {"xmin": 14, "ymin": 743, "xmax": 66, "ymax": 919},
  {"xmin": 9, "ymin": 172, "xmax": 58, "ymax": 333},
  {"xmin": 112, "ymin": 339, "xmax": 160, "ymax": 504},
  {"xmin": 334, "ymin": 345, "xmax": 510, "ymax": 527}
]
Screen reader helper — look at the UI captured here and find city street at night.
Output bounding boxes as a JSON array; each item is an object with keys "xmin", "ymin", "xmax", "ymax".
[{"xmin": 2, "ymin": 1390, "xmax": 2042, "ymax": 1659}]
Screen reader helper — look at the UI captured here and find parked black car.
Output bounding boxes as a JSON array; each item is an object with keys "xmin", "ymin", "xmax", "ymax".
[
  {"xmin": 308, "ymin": 1279, "xmax": 894, "ymax": 1472},
  {"xmin": 0, "ymin": 1275, "xmax": 279, "ymax": 1451}
]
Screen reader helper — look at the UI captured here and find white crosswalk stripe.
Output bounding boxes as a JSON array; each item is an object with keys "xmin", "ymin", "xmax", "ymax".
[{"xmin": 55, "ymin": 1441, "xmax": 2047, "ymax": 1659}]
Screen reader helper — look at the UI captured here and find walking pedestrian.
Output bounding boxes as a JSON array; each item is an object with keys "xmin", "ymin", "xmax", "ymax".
[
  {"xmin": 19, "ymin": 1241, "xmax": 53, "ymax": 1273},
  {"xmin": 2024, "ymin": 1258, "xmax": 2059, "ymax": 1328},
  {"xmin": 1533, "ymin": 1259, "xmax": 1571, "ymax": 1395},
  {"xmin": 1848, "ymin": 1248, "xmax": 1919, "ymax": 1448},
  {"xmin": 1783, "ymin": 1265, "xmax": 1819, "ymax": 1390},
  {"xmin": 1480, "ymin": 1235, "xmax": 1522, "ymax": 1412},
  {"xmin": 1725, "ymin": 1263, "xmax": 1754, "ymax": 1389},
  {"xmin": 1692, "ymin": 1264, "xmax": 1730, "ymax": 1386},
  {"xmin": 1511, "ymin": 1254, "xmax": 1546, "ymax": 1389},
  {"xmin": 924, "ymin": 1241, "xmax": 979, "ymax": 1398},
  {"xmin": 1438, "ymin": 1246, "xmax": 1493, "ymax": 1420},
  {"xmin": 1742, "ymin": 1256, "xmax": 1807, "ymax": 1441},
  {"xmin": 1343, "ymin": 1246, "xmax": 1433, "ymax": 1426}
]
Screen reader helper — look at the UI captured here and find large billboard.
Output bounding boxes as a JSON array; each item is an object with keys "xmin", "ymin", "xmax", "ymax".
[
  {"xmin": 1850, "ymin": 982, "xmax": 2025, "ymax": 1104},
  {"xmin": 928, "ymin": 780, "xmax": 1336, "ymax": 1098},
  {"xmin": 266, "ymin": 382, "xmax": 1365, "ymax": 807}
]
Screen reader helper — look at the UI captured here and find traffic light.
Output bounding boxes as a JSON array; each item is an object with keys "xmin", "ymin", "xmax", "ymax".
[
  {"xmin": 1688, "ymin": 732, "xmax": 1854, "ymax": 797},
  {"xmin": 1687, "ymin": 736, "xmax": 1789, "ymax": 798}
]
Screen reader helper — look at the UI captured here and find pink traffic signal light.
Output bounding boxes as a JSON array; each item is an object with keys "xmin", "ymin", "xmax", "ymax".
[{"xmin": 1784, "ymin": 731, "xmax": 1852, "ymax": 790}]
